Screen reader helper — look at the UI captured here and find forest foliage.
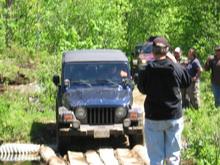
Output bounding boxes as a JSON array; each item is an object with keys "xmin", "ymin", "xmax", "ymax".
[
  {"xmin": 0, "ymin": 0, "xmax": 220, "ymax": 57},
  {"xmin": 0, "ymin": 0, "xmax": 220, "ymax": 164}
]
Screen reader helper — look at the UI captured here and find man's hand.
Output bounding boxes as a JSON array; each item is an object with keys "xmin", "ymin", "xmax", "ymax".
[
  {"xmin": 204, "ymin": 55, "xmax": 214, "ymax": 71},
  {"xmin": 192, "ymin": 76, "xmax": 197, "ymax": 82},
  {"xmin": 166, "ymin": 52, "xmax": 177, "ymax": 63},
  {"xmin": 207, "ymin": 55, "xmax": 214, "ymax": 62}
]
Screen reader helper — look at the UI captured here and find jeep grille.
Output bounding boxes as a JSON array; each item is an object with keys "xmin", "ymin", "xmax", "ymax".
[{"xmin": 87, "ymin": 107, "xmax": 115, "ymax": 125}]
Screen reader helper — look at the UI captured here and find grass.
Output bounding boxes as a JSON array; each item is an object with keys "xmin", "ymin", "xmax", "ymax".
[
  {"xmin": 0, "ymin": 91, "xmax": 54, "ymax": 142},
  {"xmin": 182, "ymin": 73, "xmax": 220, "ymax": 165},
  {"xmin": 0, "ymin": 45, "xmax": 60, "ymax": 143}
]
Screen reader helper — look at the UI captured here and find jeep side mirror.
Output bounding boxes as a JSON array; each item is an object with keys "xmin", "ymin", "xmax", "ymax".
[
  {"xmin": 53, "ymin": 75, "xmax": 60, "ymax": 86},
  {"xmin": 64, "ymin": 79, "xmax": 70, "ymax": 88}
]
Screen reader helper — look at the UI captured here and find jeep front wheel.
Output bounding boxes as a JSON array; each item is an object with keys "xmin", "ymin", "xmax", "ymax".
[
  {"xmin": 57, "ymin": 133, "xmax": 70, "ymax": 155},
  {"xmin": 129, "ymin": 134, "xmax": 144, "ymax": 148}
]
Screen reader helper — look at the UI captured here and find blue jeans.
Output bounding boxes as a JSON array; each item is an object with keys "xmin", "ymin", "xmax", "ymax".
[
  {"xmin": 212, "ymin": 83, "xmax": 220, "ymax": 107},
  {"xmin": 144, "ymin": 117, "xmax": 184, "ymax": 165}
]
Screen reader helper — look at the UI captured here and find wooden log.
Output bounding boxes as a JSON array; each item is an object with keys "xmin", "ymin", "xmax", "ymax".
[
  {"xmin": 68, "ymin": 151, "xmax": 87, "ymax": 165},
  {"xmin": 85, "ymin": 150, "xmax": 104, "ymax": 165},
  {"xmin": 48, "ymin": 156, "xmax": 67, "ymax": 165},
  {"xmin": 39, "ymin": 145, "xmax": 56, "ymax": 163},
  {"xmin": 132, "ymin": 145, "xmax": 150, "ymax": 165},
  {"xmin": 98, "ymin": 148, "xmax": 119, "ymax": 165},
  {"xmin": 39, "ymin": 145, "xmax": 66, "ymax": 165},
  {"xmin": 115, "ymin": 148, "xmax": 144, "ymax": 165}
]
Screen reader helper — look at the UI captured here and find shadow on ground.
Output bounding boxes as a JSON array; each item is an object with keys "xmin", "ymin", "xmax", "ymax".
[
  {"xmin": 30, "ymin": 122, "xmax": 128, "ymax": 154},
  {"xmin": 60, "ymin": 135, "xmax": 128, "ymax": 153},
  {"xmin": 30, "ymin": 122, "xmax": 56, "ymax": 145}
]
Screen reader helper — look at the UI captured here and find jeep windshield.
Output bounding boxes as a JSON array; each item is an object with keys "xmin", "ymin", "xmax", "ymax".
[{"xmin": 63, "ymin": 62, "xmax": 130, "ymax": 86}]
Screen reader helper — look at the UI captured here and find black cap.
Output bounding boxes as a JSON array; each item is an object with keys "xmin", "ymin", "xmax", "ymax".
[{"xmin": 153, "ymin": 37, "xmax": 170, "ymax": 48}]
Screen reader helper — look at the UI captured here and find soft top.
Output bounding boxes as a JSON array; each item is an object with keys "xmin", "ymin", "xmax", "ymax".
[{"xmin": 63, "ymin": 49, "xmax": 128, "ymax": 63}]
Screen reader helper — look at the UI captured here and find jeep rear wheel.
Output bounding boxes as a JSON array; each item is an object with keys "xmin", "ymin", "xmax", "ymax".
[{"xmin": 129, "ymin": 134, "xmax": 144, "ymax": 148}]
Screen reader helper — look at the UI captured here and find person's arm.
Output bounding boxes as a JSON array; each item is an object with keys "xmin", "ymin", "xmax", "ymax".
[
  {"xmin": 137, "ymin": 68, "xmax": 147, "ymax": 94},
  {"xmin": 204, "ymin": 55, "xmax": 214, "ymax": 71},
  {"xmin": 180, "ymin": 67, "xmax": 192, "ymax": 88},
  {"xmin": 192, "ymin": 60, "xmax": 203, "ymax": 82},
  {"xmin": 192, "ymin": 67, "xmax": 202, "ymax": 82},
  {"xmin": 166, "ymin": 52, "xmax": 177, "ymax": 63}
]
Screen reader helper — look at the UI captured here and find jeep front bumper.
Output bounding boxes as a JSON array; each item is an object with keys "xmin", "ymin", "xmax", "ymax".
[{"xmin": 59, "ymin": 124, "xmax": 143, "ymax": 138}]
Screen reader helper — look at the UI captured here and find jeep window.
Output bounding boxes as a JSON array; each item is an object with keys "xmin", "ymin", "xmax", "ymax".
[
  {"xmin": 142, "ymin": 43, "xmax": 153, "ymax": 54},
  {"xmin": 63, "ymin": 62, "xmax": 129, "ymax": 85}
]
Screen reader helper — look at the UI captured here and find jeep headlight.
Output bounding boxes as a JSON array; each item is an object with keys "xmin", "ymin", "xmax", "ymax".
[
  {"xmin": 115, "ymin": 107, "xmax": 127, "ymax": 119},
  {"xmin": 75, "ymin": 107, "xmax": 87, "ymax": 120}
]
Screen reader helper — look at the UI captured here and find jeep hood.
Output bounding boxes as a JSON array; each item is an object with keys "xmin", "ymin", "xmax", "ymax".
[{"xmin": 63, "ymin": 86, "xmax": 132, "ymax": 108}]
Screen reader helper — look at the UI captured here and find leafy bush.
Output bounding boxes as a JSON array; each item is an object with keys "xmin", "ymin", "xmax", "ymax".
[
  {"xmin": 182, "ymin": 73, "xmax": 220, "ymax": 164},
  {"xmin": 0, "ymin": 46, "xmax": 56, "ymax": 142}
]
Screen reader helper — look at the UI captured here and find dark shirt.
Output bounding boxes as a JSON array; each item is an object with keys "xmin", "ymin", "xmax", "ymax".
[
  {"xmin": 186, "ymin": 58, "xmax": 202, "ymax": 78},
  {"xmin": 137, "ymin": 59, "xmax": 191, "ymax": 120},
  {"xmin": 205, "ymin": 56, "xmax": 220, "ymax": 86}
]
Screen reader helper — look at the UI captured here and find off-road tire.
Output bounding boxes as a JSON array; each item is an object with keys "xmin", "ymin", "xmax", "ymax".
[
  {"xmin": 129, "ymin": 134, "xmax": 144, "ymax": 148},
  {"xmin": 57, "ymin": 133, "xmax": 70, "ymax": 155}
]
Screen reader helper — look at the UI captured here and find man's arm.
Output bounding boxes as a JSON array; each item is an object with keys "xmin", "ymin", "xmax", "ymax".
[
  {"xmin": 180, "ymin": 68, "xmax": 192, "ymax": 88},
  {"xmin": 166, "ymin": 52, "xmax": 177, "ymax": 63},
  {"xmin": 204, "ymin": 55, "xmax": 214, "ymax": 71},
  {"xmin": 192, "ymin": 60, "xmax": 203, "ymax": 82},
  {"xmin": 192, "ymin": 67, "xmax": 202, "ymax": 82},
  {"xmin": 137, "ymin": 68, "xmax": 147, "ymax": 94}
]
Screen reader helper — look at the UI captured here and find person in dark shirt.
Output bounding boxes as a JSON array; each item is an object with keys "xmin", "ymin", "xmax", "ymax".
[
  {"xmin": 185, "ymin": 48, "xmax": 203, "ymax": 109},
  {"xmin": 138, "ymin": 37, "xmax": 191, "ymax": 165},
  {"xmin": 204, "ymin": 45, "xmax": 220, "ymax": 107},
  {"xmin": 174, "ymin": 47, "xmax": 188, "ymax": 108}
]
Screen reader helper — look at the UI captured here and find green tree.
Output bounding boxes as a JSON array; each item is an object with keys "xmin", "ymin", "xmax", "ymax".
[{"xmin": 0, "ymin": 0, "xmax": 6, "ymax": 51}]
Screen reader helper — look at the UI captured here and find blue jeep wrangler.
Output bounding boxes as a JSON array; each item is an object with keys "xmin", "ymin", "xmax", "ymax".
[{"xmin": 53, "ymin": 49, "xmax": 144, "ymax": 151}]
